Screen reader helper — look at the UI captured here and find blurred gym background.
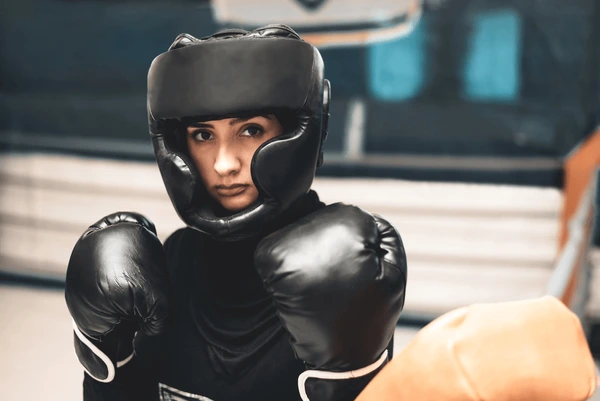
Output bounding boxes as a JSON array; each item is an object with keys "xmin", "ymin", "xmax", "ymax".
[{"xmin": 1, "ymin": 0, "xmax": 599, "ymax": 399}]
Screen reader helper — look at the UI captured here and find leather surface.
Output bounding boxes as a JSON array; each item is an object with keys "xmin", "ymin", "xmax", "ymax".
[
  {"xmin": 254, "ymin": 203, "xmax": 407, "ymax": 372},
  {"xmin": 65, "ymin": 212, "xmax": 170, "ymax": 376}
]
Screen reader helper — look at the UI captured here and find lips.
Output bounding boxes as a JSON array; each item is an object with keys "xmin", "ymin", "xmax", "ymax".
[{"xmin": 215, "ymin": 184, "xmax": 249, "ymax": 196}]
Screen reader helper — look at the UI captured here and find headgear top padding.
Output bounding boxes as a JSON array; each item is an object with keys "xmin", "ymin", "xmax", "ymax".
[{"xmin": 147, "ymin": 25, "xmax": 330, "ymax": 240}]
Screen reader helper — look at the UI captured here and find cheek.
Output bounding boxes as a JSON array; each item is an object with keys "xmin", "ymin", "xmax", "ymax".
[
  {"xmin": 188, "ymin": 145, "xmax": 213, "ymax": 181},
  {"xmin": 243, "ymin": 146, "xmax": 259, "ymax": 168}
]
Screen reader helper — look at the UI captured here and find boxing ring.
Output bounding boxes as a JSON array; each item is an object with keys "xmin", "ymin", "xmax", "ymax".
[
  {"xmin": 0, "ymin": 148, "xmax": 597, "ymax": 400},
  {"xmin": 0, "ymin": 145, "xmax": 596, "ymax": 316},
  {"xmin": 0, "ymin": 154, "xmax": 564, "ymax": 309}
]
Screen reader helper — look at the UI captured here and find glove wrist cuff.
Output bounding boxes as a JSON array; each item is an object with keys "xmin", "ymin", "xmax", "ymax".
[
  {"xmin": 298, "ymin": 349, "xmax": 388, "ymax": 401},
  {"xmin": 72, "ymin": 320, "xmax": 134, "ymax": 383}
]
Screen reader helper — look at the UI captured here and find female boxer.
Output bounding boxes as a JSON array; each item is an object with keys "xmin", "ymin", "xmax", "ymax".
[{"xmin": 65, "ymin": 25, "xmax": 407, "ymax": 401}]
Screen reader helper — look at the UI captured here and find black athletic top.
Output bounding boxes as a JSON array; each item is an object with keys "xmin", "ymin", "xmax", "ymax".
[{"xmin": 82, "ymin": 191, "xmax": 324, "ymax": 401}]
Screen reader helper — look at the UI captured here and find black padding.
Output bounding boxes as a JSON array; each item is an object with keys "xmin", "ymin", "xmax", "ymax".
[
  {"xmin": 74, "ymin": 332, "xmax": 110, "ymax": 381},
  {"xmin": 147, "ymin": 27, "xmax": 328, "ymax": 239},
  {"xmin": 148, "ymin": 39, "xmax": 316, "ymax": 119}
]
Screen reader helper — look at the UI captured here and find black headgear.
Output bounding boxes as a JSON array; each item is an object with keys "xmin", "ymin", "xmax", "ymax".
[{"xmin": 147, "ymin": 25, "xmax": 330, "ymax": 240}]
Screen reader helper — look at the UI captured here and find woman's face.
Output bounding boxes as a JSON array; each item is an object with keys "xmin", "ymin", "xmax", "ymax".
[{"xmin": 186, "ymin": 114, "xmax": 283, "ymax": 213}]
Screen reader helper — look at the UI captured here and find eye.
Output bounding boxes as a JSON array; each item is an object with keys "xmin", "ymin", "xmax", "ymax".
[
  {"xmin": 241, "ymin": 126, "xmax": 263, "ymax": 137},
  {"xmin": 193, "ymin": 131, "xmax": 213, "ymax": 142}
]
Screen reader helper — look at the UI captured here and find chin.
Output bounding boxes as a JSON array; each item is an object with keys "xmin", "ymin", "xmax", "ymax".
[{"xmin": 219, "ymin": 196, "xmax": 256, "ymax": 213}]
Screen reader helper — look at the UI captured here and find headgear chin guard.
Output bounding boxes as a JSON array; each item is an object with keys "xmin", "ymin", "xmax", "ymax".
[{"xmin": 147, "ymin": 25, "xmax": 330, "ymax": 240}]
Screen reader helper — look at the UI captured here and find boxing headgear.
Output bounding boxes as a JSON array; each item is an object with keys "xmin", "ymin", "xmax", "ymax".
[{"xmin": 147, "ymin": 25, "xmax": 330, "ymax": 240}]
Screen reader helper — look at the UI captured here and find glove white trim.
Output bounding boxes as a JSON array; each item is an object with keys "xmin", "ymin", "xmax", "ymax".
[
  {"xmin": 297, "ymin": 349, "xmax": 389, "ymax": 401},
  {"xmin": 117, "ymin": 351, "xmax": 134, "ymax": 368},
  {"xmin": 72, "ymin": 320, "xmax": 134, "ymax": 383},
  {"xmin": 158, "ymin": 383, "xmax": 215, "ymax": 401}
]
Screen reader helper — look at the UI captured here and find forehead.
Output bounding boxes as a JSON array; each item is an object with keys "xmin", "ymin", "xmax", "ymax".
[{"xmin": 188, "ymin": 114, "xmax": 276, "ymax": 128}]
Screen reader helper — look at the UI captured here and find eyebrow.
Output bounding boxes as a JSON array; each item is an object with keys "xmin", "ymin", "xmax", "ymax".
[
  {"xmin": 188, "ymin": 114, "xmax": 272, "ymax": 129},
  {"xmin": 229, "ymin": 114, "xmax": 272, "ymax": 126}
]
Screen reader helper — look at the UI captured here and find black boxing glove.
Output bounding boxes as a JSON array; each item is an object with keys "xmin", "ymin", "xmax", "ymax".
[
  {"xmin": 65, "ymin": 212, "xmax": 169, "ymax": 383},
  {"xmin": 254, "ymin": 204, "xmax": 407, "ymax": 401}
]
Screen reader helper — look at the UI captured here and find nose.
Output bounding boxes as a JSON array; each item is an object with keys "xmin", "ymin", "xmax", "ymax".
[{"xmin": 213, "ymin": 144, "xmax": 241, "ymax": 177}]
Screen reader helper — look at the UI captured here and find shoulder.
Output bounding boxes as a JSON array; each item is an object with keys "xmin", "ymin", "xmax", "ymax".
[
  {"xmin": 163, "ymin": 227, "xmax": 208, "ymax": 262},
  {"xmin": 293, "ymin": 189, "xmax": 327, "ymax": 220},
  {"xmin": 162, "ymin": 227, "xmax": 211, "ymax": 285},
  {"xmin": 163, "ymin": 227, "xmax": 186, "ymax": 249}
]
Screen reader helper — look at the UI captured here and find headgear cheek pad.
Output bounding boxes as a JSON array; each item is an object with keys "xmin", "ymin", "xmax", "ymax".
[{"xmin": 147, "ymin": 26, "xmax": 330, "ymax": 240}]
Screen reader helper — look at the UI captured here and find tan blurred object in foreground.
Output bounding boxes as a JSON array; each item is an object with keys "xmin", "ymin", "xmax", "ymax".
[{"xmin": 356, "ymin": 296, "xmax": 596, "ymax": 401}]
